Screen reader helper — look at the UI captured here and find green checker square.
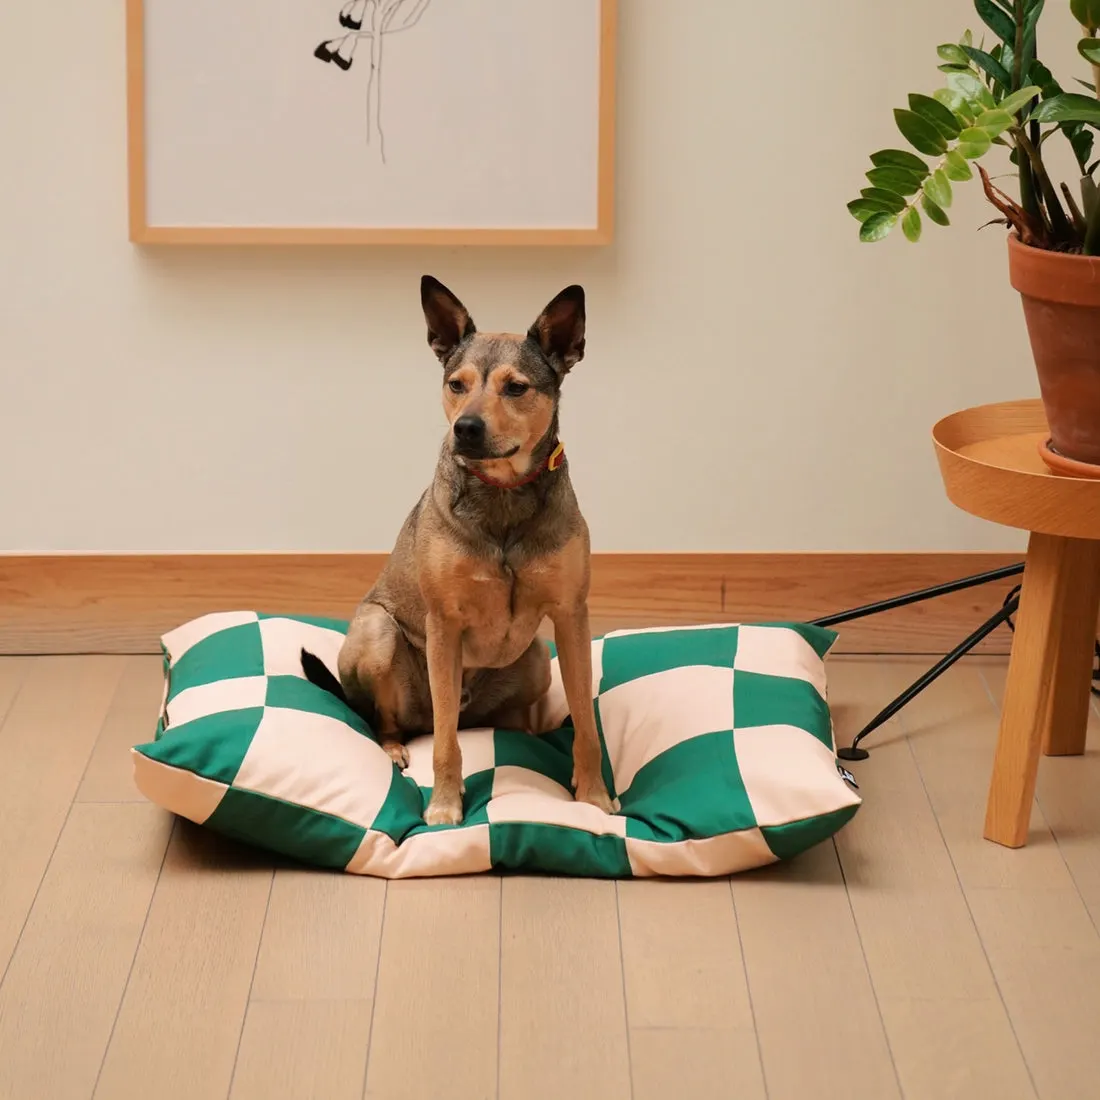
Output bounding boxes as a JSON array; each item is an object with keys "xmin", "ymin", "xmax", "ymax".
[
  {"xmin": 733, "ymin": 669, "xmax": 833, "ymax": 748},
  {"xmin": 205, "ymin": 787, "xmax": 365, "ymax": 870},
  {"xmin": 762, "ymin": 806, "xmax": 859, "ymax": 861},
  {"xmin": 170, "ymin": 622, "xmax": 265, "ymax": 693},
  {"xmin": 257, "ymin": 612, "xmax": 350, "ymax": 633},
  {"xmin": 140, "ymin": 707, "xmax": 265, "ymax": 785},
  {"xmin": 495, "ymin": 729, "xmax": 574, "ymax": 790},
  {"xmin": 265, "ymin": 675, "xmax": 371, "ymax": 735},
  {"xmin": 598, "ymin": 626, "xmax": 739, "ymax": 693},
  {"xmin": 489, "ymin": 822, "xmax": 632, "ymax": 878},
  {"xmin": 369, "ymin": 768, "xmax": 433, "ymax": 844},
  {"xmin": 398, "ymin": 769, "xmax": 496, "ymax": 839},
  {"xmin": 622, "ymin": 730, "xmax": 754, "ymax": 842}
]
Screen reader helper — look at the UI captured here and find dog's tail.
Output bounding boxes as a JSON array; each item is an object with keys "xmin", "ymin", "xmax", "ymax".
[
  {"xmin": 301, "ymin": 647, "xmax": 380, "ymax": 729},
  {"xmin": 301, "ymin": 648, "xmax": 349, "ymax": 703}
]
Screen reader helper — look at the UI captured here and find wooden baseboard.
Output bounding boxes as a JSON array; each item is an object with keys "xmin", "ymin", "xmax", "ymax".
[{"xmin": 0, "ymin": 553, "xmax": 1023, "ymax": 656}]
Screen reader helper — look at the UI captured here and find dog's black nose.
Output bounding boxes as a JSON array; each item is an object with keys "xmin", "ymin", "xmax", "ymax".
[{"xmin": 453, "ymin": 416, "xmax": 486, "ymax": 446}]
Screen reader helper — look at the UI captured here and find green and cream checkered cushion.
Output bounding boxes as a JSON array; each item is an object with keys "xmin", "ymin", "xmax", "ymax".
[{"xmin": 132, "ymin": 612, "xmax": 860, "ymax": 878}]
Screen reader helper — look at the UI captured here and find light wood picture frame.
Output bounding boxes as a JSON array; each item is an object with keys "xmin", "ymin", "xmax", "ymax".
[{"xmin": 126, "ymin": 0, "xmax": 616, "ymax": 245}]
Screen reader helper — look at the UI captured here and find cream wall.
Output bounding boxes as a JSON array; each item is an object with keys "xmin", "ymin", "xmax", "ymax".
[{"xmin": 5, "ymin": 1, "xmax": 1070, "ymax": 555}]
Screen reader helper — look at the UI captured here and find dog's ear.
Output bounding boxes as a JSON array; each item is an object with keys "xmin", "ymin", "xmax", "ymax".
[
  {"xmin": 421, "ymin": 275, "xmax": 476, "ymax": 362},
  {"xmin": 528, "ymin": 285, "xmax": 586, "ymax": 376}
]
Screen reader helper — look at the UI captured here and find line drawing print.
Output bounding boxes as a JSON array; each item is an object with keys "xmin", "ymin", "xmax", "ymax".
[{"xmin": 313, "ymin": 0, "xmax": 433, "ymax": 164}]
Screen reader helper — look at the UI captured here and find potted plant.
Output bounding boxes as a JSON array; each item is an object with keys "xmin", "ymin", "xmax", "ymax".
[{"xmin": 850, "ymin": 0, "xmax": 1100, "ymax": 473}]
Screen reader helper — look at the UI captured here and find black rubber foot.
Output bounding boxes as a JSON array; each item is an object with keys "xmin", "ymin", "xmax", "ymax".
[{"xmin": 837, "ymin": 746, "xmax": 870, "ymax": 762}]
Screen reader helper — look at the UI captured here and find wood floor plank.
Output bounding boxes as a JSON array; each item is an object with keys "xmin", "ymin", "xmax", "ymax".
[
  {"xmin": 983, "ymin": 663, "xmax": 1100, "ymax": 919},
  {"xmin": 891, "ymin": 660, "xmax": 1070, "ymax": 889},
  {"xmin": 77, "ymin": 655, "xmax": 165, "ymax": 803},
  {"xmin": 250, "ymin": 870, "xmax": 385, "ymax": 1002},
  {"xmin": 732, "ymin": 841, "xmax": 900, "ymax": 1100},
  {"xmin": 617, "ymin": 879, "xmax": 765, "ymax": 1099},
  {"xmin": 0, "ymin": 803, "xmax": 172, "ymax": 1100},
  {"xmin": 881, "ymin": 660, "xmax": 1100, "ymax": 1099},
  {"xmin": 0, "ymin": 658, "xmax": 28, "ymax": 731},
  {"xmin": 93, "ymin": 823, "xmax": 273, "ymax": 1100},
  {"xmin": 0, "ymin": 655, "xmax": 126, "ymax": 975},
  {"xmin": 498, "ymin": 877, "xmax": 631, "ymax": 1100},
  {"xmin": 830, "ymin": 660, "xmax": 1036, "ymax": 1100},
  {"xmin": 230, "ymin": 1000, "xmax": 373, "ymax": 1100},
  {"xmin": 365, "ymin": 877, "xmax": 499, "ymax": 1100},
  {"xmin": 966, "ymin": 886, "xmax": 1100, "ymax": 1100}
]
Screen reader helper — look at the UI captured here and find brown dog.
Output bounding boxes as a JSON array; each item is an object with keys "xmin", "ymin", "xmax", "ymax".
[{"xmin": 302, "ymin": 275, "xmax": 617, "ymax": 826}]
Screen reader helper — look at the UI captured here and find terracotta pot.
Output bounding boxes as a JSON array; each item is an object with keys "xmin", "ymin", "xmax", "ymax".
[{"xmin": 1008, "ymin": 235, "xmax": 1100, "ymax": 468}]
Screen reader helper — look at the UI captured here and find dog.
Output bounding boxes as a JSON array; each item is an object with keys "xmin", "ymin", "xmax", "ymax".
[{"xmin": 301, "ymin": 275, "xmax": 618, "ymax": 826}]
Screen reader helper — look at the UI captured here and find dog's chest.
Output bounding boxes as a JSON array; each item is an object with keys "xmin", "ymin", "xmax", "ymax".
[{"xmin": 450, "ymin": 554, "xmax": 560, "ymax": 668}]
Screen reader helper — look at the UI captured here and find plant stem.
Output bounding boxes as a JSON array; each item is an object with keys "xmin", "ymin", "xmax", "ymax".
[
  {"xmin": 1013, "ymin": 2, "xmax": 1043, "ymax": 223},
  {"xmin": 1085, "ymin": 202, "xmax": 1100, "ymax": 255},
  {"xmin": 1015, "ymin": 128, "xmax": 1074, "ymax": 241},
  {"xmin": 1013, "ymin": 0, "xmax": 1025, "ymax": 91}
]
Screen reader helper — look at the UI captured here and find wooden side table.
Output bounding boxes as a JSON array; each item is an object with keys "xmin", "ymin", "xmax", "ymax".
[{"xmin": 934, "ymin": 399, "xmax": 1100, "ymax": 848}]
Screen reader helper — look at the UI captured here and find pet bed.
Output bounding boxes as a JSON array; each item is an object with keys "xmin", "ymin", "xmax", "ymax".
[{"xmin": 132, "ymin": 612, "xmax": 860, "ymax": 878}]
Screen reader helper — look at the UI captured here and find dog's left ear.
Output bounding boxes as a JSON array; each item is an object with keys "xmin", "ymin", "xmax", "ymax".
[{"xmin": 528, "ymin": 285, "xmax": 586, "ymax": 377}]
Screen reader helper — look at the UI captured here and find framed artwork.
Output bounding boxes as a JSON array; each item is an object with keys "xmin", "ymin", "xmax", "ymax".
[{"xmin": 126, "ymin": 0, "xmax": 616, "ymax": 245}]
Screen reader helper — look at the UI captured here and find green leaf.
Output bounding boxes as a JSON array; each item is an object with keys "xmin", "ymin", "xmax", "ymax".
[
  {"xmin": 1071, "ymin": 0, "xmax": 1100, "ymax": 32},
  {"xmin": 902, "ymin": 205, "xmax": 923, "ymax": 242},
  {"xmin": 973, "ymin": 0, "xmax": 1015, "ymax": 44},
  {"xmin": 865, "ymin": 167, "xmax": 925, "ymax": 195},
  {"xmin": 934, "ymin": 86, "xmax": 966, "ymax": 113},
  {"xmin": 847, "ymin": 199, "xmax": 880, "ymax": 223},
  {"xmin": 894, "ymin": 109, "xmax": 948, "ymax": 155},
  {"xmin": 938, "ymin": 43, "xmax": 972, "ymax": 66},
  {"xmin": 908, "ymin": 93, "xmax": 963, "ymax": 139},
  {"xmin": 998, "ymin": 86, "xmax": 1042, "ymax": 117},
  {"xmin": 957, "ymin": 126, "xmax": 993, "ymax": 157},
  {"xmin": 926, "ymin": 169, "xmax": 954, "ymax": 208},
  {"xmin": 1071, "ymin": 128, "xmax": 1095, "ymax": 174},
  {"xmin": 869, "ymin": 149, "xmax": 930, "ymax": 176},
  {"xmin": 944, "ymin": 149, "xmax": 974, "ymax": 180},
  {"xmin": 859, "ymin": 212, "xmax": 897, "ymax": 243},
  {"xmin": 975, "ymin": 108, "xmax": 1015, "ymax": 136},
  {"xmin": 1078, "ymin": 79, "xmax": 1098, "ymax": 92},
  {"xmin": 922, "ymin": 194, "xmax": 951, "ymax": 226},
  {"xmin": 947, "ymin": 70, "xmax": 996, "ymax": 108},
  {"xmin": 1079, "ymin": 38, "xmax": 1100, "ymax": 66},
  {"xmin": 963, "ymin": 46, "xmax": 1011, "ymax": 89},
  {"xmin": 1031, "ymin": 94, "xmax": 1100, "ymax": 127},
  {"xmin": 859, "ymin": 187, "xmax": 907, "ymax": 214}
]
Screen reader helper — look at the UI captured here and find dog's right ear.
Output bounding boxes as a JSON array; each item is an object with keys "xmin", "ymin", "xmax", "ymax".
[{"xmin": 421, "ymin": 275, "xmax": 476, "ymax": 363}]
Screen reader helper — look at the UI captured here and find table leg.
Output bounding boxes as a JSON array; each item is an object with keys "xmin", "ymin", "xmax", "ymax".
[
  {"xmin": 1041, "ymin": 539, "xmax": 1100, "ymax": 756},
  {"xmin": 983, "ymin": 533, "xmax": 1095, "ymax": 848}
]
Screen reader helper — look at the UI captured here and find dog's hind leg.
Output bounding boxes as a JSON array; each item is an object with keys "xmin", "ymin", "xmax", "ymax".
[{"xmin": 339, "ymin": 603, "xmax": 429, "ymax": 770}]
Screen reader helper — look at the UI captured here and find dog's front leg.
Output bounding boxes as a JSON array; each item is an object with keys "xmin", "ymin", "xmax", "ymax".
[
  {"xmin": 551, "ymin": 601, "xmax": 619, "ymax": 814},
  {"xmin": 424, "ymin": 613, "xmax": 465, "ymax": 826}
]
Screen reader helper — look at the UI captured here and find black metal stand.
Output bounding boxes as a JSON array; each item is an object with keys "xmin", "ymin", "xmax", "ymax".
[{"xmin": 810, "ymin": 563, "xmax": 1027, "ymax": 762}]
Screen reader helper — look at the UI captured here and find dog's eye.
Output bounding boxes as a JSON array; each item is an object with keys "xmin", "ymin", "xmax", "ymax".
[
  {"xmin": 504, "ymin": 381, "xmax": 530, "ymax": 397},
  {"xmin": 447, "ymin": 379, "xmax": 465, "ymax": 394}
]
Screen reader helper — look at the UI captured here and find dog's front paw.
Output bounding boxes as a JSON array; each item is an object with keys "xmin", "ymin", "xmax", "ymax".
[
  {"xmin": 574, "ymin": 782, "xmax": 619, "ymax": 815},
  {"xmin": 381, "ymin": 739, "xmax": 410, "ymax": 769},
  {"xmin": 424, "ymin": 788, "xmax": 464, "ymax": 827}
]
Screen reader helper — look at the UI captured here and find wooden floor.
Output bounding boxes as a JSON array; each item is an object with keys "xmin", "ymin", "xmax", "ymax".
[{"xmin": 2, "ymin": 655, "xmax": 1100, "ymax": 1100}]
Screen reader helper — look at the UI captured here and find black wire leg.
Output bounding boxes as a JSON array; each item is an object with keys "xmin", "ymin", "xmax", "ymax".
[
  {"xmin": 812, "ymin": 562, "xmax": 1025, "ymax": 629},
  {"xmin": 837, "ymin": 591, "xmax": 1021, "ymax": 762}
]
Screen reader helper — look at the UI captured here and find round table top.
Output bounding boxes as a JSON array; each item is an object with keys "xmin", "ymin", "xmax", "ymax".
[{"xmin": 933, "ymin": 400, "xmax": 1100, "ymax": 539}]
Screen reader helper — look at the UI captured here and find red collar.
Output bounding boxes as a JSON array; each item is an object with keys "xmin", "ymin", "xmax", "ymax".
[{"xmin": 467, "ymin": 441, "xmax": 565, "ymax": 490}]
